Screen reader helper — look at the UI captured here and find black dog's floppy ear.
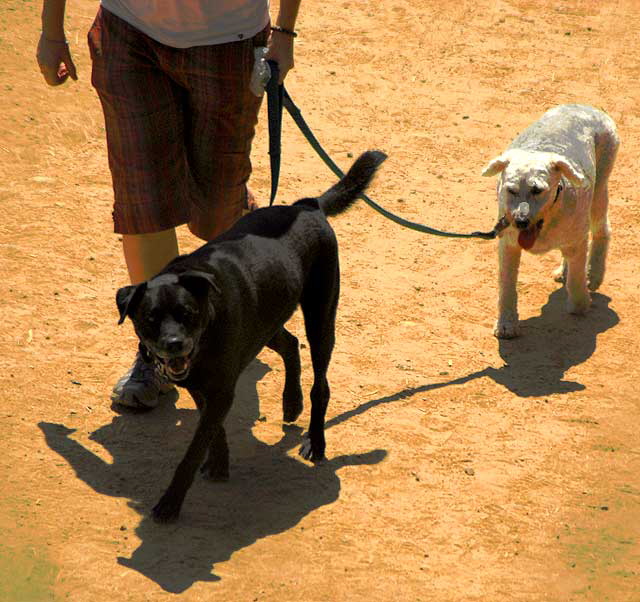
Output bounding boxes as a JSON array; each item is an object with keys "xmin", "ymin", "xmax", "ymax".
[
  {"xmin": 116, "ymin": 282, "xmax": 147, "ymax": 325},
  {"xmin": 178, "ymin": 270, "xmax": 221, "ymax": 298}
]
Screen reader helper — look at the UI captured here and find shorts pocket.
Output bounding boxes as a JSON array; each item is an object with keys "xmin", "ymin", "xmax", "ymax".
[{"xmin": 87, "ymin": 9, "xmax": 103, "ymax": 61}]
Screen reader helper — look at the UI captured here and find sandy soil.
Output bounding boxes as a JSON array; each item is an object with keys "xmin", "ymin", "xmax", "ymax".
[{"xmin": 1, "ymin": 0, "xmax": 639, "ymax": 600}]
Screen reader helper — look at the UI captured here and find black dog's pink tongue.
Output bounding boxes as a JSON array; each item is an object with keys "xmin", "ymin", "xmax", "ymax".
[{"xmin": 518, "ymin": 228, "xmax": 537, "ymax": 250}]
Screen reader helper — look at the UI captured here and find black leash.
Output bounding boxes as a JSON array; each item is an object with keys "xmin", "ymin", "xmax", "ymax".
[
  {"xmin": 265, "ymin": 61, "xmax": 283, "ymax": 206},
  {"xmin": 265, "ymin": 61, "xmax": 505, "ymax": 240}
]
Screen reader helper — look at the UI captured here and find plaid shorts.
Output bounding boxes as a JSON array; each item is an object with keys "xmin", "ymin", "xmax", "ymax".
[{"xmin": 88, "ymin": 7, "xmax": 268, "ymax": 237}]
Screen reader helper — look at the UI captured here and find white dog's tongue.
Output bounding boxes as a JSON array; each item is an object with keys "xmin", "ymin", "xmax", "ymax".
[{"xmin": 518, "ymin": 228, "xmax": 537, "ymax": 250}]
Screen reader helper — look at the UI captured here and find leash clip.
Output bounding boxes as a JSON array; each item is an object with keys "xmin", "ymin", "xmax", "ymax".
[{"xmin": 470, "ymin": 216, "xmax": 510, "ymax": 240}]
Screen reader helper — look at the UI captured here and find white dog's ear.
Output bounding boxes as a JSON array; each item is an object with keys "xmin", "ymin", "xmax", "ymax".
[
  {"xmin": 481, "ymin": 154, "xmax": 510, "ymax": 177},
  {"xmin": 550, "ymin": 156, "xmax": 585, "ymax": 186}
]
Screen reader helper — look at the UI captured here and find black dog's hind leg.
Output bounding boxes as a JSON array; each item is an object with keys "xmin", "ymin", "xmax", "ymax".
[
  {"xmin": 298, "ymin": 260, "xmax": 339, "ymax": 463},
  {"xmin": 266, "ymin": 327, "xmax": 303, "ymax": 423},
  {"xmin": 152, "ymin": 387, "xmax": 233, "ymax": 523}
]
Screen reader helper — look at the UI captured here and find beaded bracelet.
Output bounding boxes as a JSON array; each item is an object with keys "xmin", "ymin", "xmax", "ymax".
[{"xmin": 271, "ymin": 25, "xmax": 298, "ymax": 38}]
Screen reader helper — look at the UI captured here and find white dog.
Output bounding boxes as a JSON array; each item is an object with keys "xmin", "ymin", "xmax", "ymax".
[{"xmin": 482, "ymin": 104, "xmax": 619, "ymax": 338}]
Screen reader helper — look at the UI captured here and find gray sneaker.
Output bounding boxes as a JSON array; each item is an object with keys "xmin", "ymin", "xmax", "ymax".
[{"xmin": 111, "ymin": 352, "xmax": 178, "ymax": 411}]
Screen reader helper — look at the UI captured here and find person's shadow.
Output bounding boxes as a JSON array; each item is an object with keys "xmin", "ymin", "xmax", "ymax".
[{"xmin": 39, "ymin": 360, "xmax": 386, "ymax": 593}]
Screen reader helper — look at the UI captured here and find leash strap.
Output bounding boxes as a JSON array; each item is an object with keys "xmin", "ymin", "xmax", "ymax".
[
  {"xmin": 267, "ymin": 64, "xmax": 502, "ymax": 239},
  {"xmin": 266, "ymin": 60, "xmax": 283, "ymax": 206}
]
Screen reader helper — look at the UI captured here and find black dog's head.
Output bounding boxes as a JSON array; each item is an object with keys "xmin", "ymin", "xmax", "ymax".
[{"xmin": 116, "ymin": 270, "xmax": 220, "ymax": 382}]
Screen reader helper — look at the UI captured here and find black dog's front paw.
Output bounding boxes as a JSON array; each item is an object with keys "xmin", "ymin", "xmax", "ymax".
[
  {"xmin": 299, "ymin": 436, "xmax": 326, "ymax": 464},
  {"xmin": 151, "ymin": 495, "xmax": 182, "ymax": 524},
  {"xmin": 283, "ymin": 388, "xmax": 303, "ymax": 423},
  {"xmin": 200, "ymin": 460, "xmax": 229, "ymax": 482}
]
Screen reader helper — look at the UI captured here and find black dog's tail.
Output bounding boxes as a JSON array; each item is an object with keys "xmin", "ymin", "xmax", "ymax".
[{"xmin": 317, "ymin": 150, "xmax": 387, "ymax": 217}]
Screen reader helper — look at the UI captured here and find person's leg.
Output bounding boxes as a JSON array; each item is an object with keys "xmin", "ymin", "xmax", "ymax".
[
  {"xmin": 89, "ymin": 8, "xmax": 189, "ymax": 409},
  {"xmin": 122, "ymin": 229, "xmax": 179, "ymax": 285},
  {"xmin": 112, "ymin": 230, "xmax": 182, "ymax": 409}
]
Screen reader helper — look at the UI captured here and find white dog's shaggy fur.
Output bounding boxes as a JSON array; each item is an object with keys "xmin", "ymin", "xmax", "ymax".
[{"xmin": 482, "ymin": 104, "xmax": 619, "ymax": 338}]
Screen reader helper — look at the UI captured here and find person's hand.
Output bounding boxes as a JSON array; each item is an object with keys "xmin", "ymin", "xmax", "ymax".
[
  {"xmin": 265, "ymin": 29, "xmax": 295, "ymax": 83},
  {"xmin": 37, "ymin": 33, "xmax": 77, "ymax": 86}
]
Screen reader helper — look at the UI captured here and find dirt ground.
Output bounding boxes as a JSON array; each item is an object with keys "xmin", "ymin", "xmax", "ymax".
[{"xmin": 1, "ymin": 0, "xmax": 639, "ymax": 600}]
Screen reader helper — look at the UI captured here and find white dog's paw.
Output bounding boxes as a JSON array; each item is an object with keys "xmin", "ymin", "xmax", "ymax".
[
  {"xmin": 567, "ymin": 294, "xmax": 591, "ymax": 315},
  {"xmin": 553, "ymin": 262, "xmax": 567, "ymax": 283},
  {"xmin": 588, "ymin": 242, "xmax": 607, "ymax": 291},
  {"xmin": 494, "ymin": 319, "xmax": 521, "ymax": 339},
  {"xmin": 587, "ymin": 271, "xmax": 604, "ymax": 292},
  {"xmin": 587, "ymin": 263, "xmax": 605, "ymax": 291}
]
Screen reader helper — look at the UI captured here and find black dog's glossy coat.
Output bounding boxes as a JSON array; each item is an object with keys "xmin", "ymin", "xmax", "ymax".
[{"xmin": 116, "ymin": 151, "xmax": 386, "ymax": 523}]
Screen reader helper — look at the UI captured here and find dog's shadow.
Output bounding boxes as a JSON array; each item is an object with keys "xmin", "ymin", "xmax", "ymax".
[
  {"xmin": 487, "ymin": 289, "xmax": 619, "ymax": 396},
  {"xmin": 321, "ymin": 289, "xmax": 619, "ymax": 434},
  {"xmin": 39, "ymin": 360, "xmax": 386, "ymax": 593},
  {"xmin": 37, "ymin": 290, "xmax": 616, "ymax": 590}
]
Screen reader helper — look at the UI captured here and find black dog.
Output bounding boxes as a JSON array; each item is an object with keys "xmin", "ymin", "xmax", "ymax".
[{"xmin": 116, "ymin": 150, "xmax": 386, "ymax": 523}]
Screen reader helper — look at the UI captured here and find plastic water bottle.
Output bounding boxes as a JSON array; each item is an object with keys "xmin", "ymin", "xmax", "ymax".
[{"xmin": 249, "ymin": 47, "xmax": 271, "ymax": 97}]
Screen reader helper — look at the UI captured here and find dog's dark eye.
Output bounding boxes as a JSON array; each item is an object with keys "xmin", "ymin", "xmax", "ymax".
[
  {"xmin": 507, "ymin": 188, "xmax": 519, "ymax": 196},
  {"xmin": 530, "ymin": 186, "xmax": 542, "ymax": 195},
  {"xmin": 175, "ymin": 306, "xmax": 198, "ymax": 323}
]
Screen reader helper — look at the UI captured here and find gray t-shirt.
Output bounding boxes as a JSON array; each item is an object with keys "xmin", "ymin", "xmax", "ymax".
[{"xmin": 100, "ymin": 0, "xmax": 270, "ymax": 48}]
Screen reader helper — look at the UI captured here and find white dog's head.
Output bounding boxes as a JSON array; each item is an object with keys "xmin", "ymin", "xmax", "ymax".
[{"xmin": 482, "ymin": 149, "xmax": 585, "ymax": 249}]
